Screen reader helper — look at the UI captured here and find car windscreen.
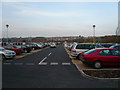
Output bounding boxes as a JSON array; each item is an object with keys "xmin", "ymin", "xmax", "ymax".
[{"xmin": 13, "ymin": 46, "xmax": 21, "ymax": 48}]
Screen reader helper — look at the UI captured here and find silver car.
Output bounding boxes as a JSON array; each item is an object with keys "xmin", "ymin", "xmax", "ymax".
[{"xmin": 0, "ymin": 47, "xmax": 16, "ymax": 60}]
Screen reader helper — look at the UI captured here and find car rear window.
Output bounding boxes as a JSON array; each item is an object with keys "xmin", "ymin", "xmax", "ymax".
[
  {"xmin": 111, "ymin": 49, "xmax": 120, "ymax": 56},
  {"xmin": 84, "ymin": 49, "xmax": 97, "ymax": 54}
]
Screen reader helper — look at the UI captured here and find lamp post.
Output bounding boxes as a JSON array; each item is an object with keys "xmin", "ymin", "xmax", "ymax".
[
  {"xmin": 93, "ymin": 24, "xmax": 96, "ymax": 43},
  {"xmin": 6, "ymin": 24, "xmax": 9, "ymax": 42}
]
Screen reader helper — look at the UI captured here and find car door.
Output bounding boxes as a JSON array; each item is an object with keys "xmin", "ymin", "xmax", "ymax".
[
  {"xmin": 99, "ymin": 49, "xmax": 115, "ymax": 65},
  {"xmin": 110, "ymin": 49, "xmax": 120, "ymax": 65}
]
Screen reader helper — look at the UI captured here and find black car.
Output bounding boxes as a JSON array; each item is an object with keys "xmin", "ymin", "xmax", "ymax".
[
  {"xmin": 31, "ymin": 43, "xmax": 40, "ymax": 50},
  {"xmin": 22, "ymin": 45, "xmax": 32, "ymax": 53}
]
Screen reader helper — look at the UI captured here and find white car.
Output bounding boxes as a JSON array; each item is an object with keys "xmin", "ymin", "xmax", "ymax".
[
  {"xmin": 50, "ymin": 43, "xmax": 56, "ymax": 48},
  {"xmin": 0, "ymin": 47, "xmax": 16, "ymax": 60}
]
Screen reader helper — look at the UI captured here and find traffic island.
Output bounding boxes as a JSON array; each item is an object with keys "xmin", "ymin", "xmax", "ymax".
[{"xmin": 73, "ymin": 60, "xmax": 120, "ymax": 79}]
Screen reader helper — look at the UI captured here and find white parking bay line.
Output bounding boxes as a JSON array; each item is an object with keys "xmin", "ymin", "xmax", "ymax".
[
  {"xmin": 14, "ymin": 63, "xmax": 23, "ymax": 65},
  {"xmin": 62, "ymin": 63, "xmax": 71, "ymax": 65},
  {"xmin": 50, "ymin": 62, "xmax": 58, "ymax": 65},
  {"xmin": 48, "ymin": 52, "xmax": 52, "ymax": 56},
  {"xmin": 3, "ymin": 63, "xmax": 11, "ymax": 65},
  {"xmin": 26, "ymin": 63, "xmax": 35, "ymax": 65},
  {"xmin": 39, "ymin": 62, "xmax": 47, "ymax": 65},
  {"xmin": 38, "ymin": 57, "xmax": 47, "ymax": 65}
]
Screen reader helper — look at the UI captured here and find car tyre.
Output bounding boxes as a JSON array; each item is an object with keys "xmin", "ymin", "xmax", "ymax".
[{"xmin": 93, "ymin": 61, "xmax": 102, "ymax": 69}]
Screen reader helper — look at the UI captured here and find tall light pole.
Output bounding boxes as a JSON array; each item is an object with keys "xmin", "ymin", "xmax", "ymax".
[
  {"xmin": 93, "ymin": 24, "xmax": 96, "ymax": 43},
  {"xmin": 116, "ymin": 26, "xmax": 119, "ymax": 43},
  {"xmin": 6, "ymin": 24, "xmax": 9, "ymax": 42}
]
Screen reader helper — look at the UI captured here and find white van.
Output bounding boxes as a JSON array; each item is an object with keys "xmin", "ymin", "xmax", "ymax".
[{"xmin": 70, "ymin": 43, "xmax": 103, "ymax": 59}]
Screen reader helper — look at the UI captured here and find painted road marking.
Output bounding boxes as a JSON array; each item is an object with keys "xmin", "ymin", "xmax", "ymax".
[
  {"xmin": 38, "ymin": 57, "xmax": 47, "ymax": 65},
  {"xmin": 62, "ymin": 63, "xmax": 71, "ymax": 65},
  {"xmin": 5, "ymin": 60, "xmax": 13, "ymax": 62},
  {"xmin": 14, "ymin": 63, "xmax": 23, "ymax": 65},
  {"xmin": 48, "ymin": 52, "xmax": 52, "ymax": 56},
  {"xmin": 50, "ymin": 62, "xmax": 58, "ymax": 65},
  {"xmin": 38, "ymin": 53, "xmax": 52, "ymax": 65},
  {"xmin": 39, "ymin": 62, "xmax": 47, "ymax": 65},
  {"xmin": 3, "ymin": 63, "xmax": 11, "ymax": 65},
  {"xmin": 26, "ymin": 63, "xmax": 35, "ymax": 65}
]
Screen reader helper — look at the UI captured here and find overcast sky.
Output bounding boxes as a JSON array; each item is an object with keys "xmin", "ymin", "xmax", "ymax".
[{"xmin": 2, "ymin": 2, "xmax": 118, "ymax": 38}]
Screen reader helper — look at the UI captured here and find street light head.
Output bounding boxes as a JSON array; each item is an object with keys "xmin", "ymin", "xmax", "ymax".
[
  {"xmin": 6, "ymin": 24, "xmax": 9, "ymax": 28},
  {"xmin": 93, "ymin": 24, "xmax": 95, "ymax": 28}
]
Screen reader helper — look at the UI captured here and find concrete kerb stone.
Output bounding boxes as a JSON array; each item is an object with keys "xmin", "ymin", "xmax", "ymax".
[{"xmin": 74, "ymin": 63, "xmax": 120, "ymax": 81}]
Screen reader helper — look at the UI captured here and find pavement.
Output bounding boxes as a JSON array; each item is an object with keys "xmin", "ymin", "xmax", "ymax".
[{"xmin": 2, "ymin": 45, "xmax": 120, "ymax": 88}]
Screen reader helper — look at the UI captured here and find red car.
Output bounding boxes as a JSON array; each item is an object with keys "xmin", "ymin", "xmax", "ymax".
[
  {"xmin": 4, "ymin": 46, "xmax": 23, "ymax": 55},
  {"xmin": 79, "ymin": 48, "xmax": 120, "ymax": 69}
]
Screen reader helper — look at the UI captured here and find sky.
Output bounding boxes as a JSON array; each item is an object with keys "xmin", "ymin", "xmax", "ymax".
[{"xmin": 2, "ymin": 1, "xmax": 118, "ymax": 38}]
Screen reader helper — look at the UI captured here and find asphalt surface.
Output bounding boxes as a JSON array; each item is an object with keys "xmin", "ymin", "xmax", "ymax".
[{"xmin": 2, "ymin": 45, "xmax": 120, "ymax": 88}]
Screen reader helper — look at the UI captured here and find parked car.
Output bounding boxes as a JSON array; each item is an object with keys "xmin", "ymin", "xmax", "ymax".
[
  {"xmin": 31, "ymin": 43, "xmax": 41, "ymax": 50},
  {"xmin": 14, "ymin": 45, "xmax": 32, "ymax": 53},
  {"xmin": 79, "ymin": 48, "xmax": 120, "ymax": 69},
  {"xmin": 50, "ymin": 43, "xmax": 56, "ymax": 48},
  {"xmin": 109, "ymin": 44, "xmax": 120, "ymax": 50},
  {"xmin": 0, "ymin": 47, "xmax": 16, "ymax": 60},
  {"xmin": 100, "ymin": 43, "xmax": 114, "ymax": 48},
  {"xmin": 4, "ymin": 45, "xmax": 23, "ymax": 55},
  {"xmin": 70, "ymin": 43, "xmax": 103, "ymax": 58}
]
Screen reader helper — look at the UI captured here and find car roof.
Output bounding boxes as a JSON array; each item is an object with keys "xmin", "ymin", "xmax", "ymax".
[
  {"xmin": 77, "ymin": 43, "xmax": 100, "ymax": 44},
  {"xmin": 95, "ymin": 48, "xmax": 119, "ymax": 50}
]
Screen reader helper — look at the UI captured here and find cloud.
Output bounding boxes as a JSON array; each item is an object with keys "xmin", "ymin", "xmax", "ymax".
[
  {"xmin": 4, "ymin": 3, "xmax": 85, "ymax": 17},
  {"xmin": 18, "ymin": 8, "xmax": 83, "ymax": 17}
]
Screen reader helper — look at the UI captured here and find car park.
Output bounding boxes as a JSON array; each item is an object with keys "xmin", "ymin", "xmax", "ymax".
[
  {"xmin": 79, "ymin": 48, "xmax": 120, "ymax": 69},
  {"xmin": 70, "ymin": 43, "xmax": 104, "ymax": 58},
  {"xmin": 4, "ymin": 45, "xmax": 23, "ymax": 55},
  {"xmin": 0, "ymin": 47, "xmax": 16, "ymax": 60}
]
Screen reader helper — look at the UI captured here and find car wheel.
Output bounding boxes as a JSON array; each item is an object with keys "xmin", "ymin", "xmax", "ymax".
[{"xmin": 93, "ymin": 61, "xmax": 102, "ymax": 69}]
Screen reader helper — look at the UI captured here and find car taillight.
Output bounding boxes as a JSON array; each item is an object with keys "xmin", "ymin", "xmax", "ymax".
[{"xmin": 72, "ymin": 49, "xmax": 76, "ymax": 52}]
